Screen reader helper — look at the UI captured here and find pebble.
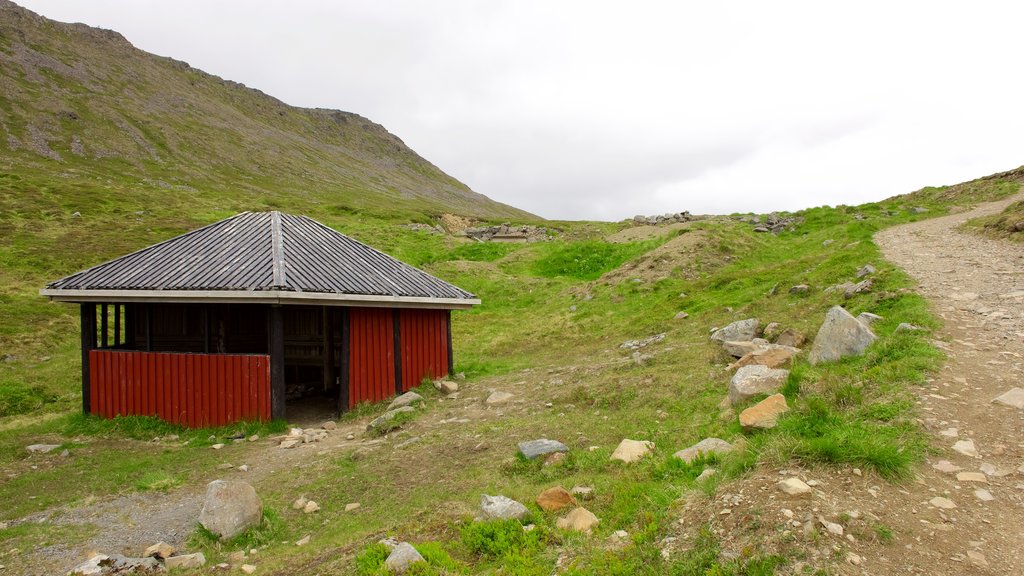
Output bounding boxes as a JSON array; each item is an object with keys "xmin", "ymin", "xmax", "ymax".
[
  {"xmin": 247, "ymin": 435, "xmax": 259, "ymax": 442},
  {"xmin": 241, "ymin": 565, "xmax": 257, "ymax": 574},
  {"xmin": 929, "ymin": 496, "xmax": 957, "ymax": 509},
  {"xmin": 345, "ymin": 502, "xmax": 361, "ymax": 512},
  {"xmin": 974, "ymin": 489, "xmax": 994, "ymax": 502},
  {"xmin": 933, "ymin": 460, "xmax": 962, "ymax": 474},
  {"xmin": 303, "ymin": 501, "xmax": 320, "ymax": 514},
  {"xmin": 952, "ymin": 439, "xmax": 979, "ymax": 458},
  {"xmin": 295, "ymin": 535, "xmax": 310, "ymax": 546},
  {"xmin": 778, "ymin": 477, "xmax": 812, "ymax": 496},
  {"xmin": 956, "ymin": 472, "xmax": 987, "ymax": 483},
  {"xmin": 238, "ymin": 465, "xmax": 249, "ymax": 472},
  {"xmin": 211, "ymin": 443, "xmax": 225, "ymax": 450}
]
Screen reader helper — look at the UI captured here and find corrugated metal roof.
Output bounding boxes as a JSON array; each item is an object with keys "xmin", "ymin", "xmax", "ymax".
[{"xmin": 45, "ymin": 212, "xmax": 476, "ymax": 301}]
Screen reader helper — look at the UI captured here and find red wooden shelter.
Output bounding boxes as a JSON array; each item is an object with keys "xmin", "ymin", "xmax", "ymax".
[{"xmin": 41, "ymin": 212, "xmax": 479, "ymax": 426}]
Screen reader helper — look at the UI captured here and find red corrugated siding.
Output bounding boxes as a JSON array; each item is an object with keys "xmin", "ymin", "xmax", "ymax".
[
  {"xmin": 399, "ymin": 309, "xmax": 449, "ymax": 392},
  {"xmin": 89, "ymin": 350, "xmax": 271, "ymax": 427},
  {"xmin": 348, "ymin": 307, "xmax": 395, "ymax": 408}
]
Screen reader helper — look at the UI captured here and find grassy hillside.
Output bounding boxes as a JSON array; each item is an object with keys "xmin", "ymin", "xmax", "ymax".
[{"xmin": 0, "ymin": 190, "xmax": 966, "ymax": 574}]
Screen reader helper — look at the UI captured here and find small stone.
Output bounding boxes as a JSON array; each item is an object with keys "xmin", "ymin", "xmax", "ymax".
[
  {"xmin": 435, "ymin": 379, "xmax": 458, "ymax": 394},
  {"xmin": 938, "ymin": 428, "xmax": 958, "ymax": 438},
  {"xmin": 846, "ymin": 552, "xmax": 862, "ymax": 566},
  {"xmin": 537, "ymin": 486, "xmax": 577, "ymax": 512},
  {"xmin": 674, "ymin": 311, "xmax": 689, "ymax": 320},
  {"xmin": 710, "ymin": 318, "xmax": 760, "ymax": 343},
  {"xmin": 518, "ymin": 438, "xmax": 568, "ymax": 460},
  {"xmin": 993, "ymin": 388, "xmax": 1024, "ymax": 409},
  {"xmin": 240, "ymin": 564, "xmax": 257, "ymax": 574},
  {"xmin": 238, "ymin": 465, "xmax": 249, "ymax": 472},
  {"xmin": 739, "ymin": 393, "xmax": 789, "ymax": 431},
  {"xmin": 544, "ymin": 452, "xmax": 567, "ymax": 466},
  {"xmin": 855, "ymin": 264, "xmax": 876, "ymax": 278},
  {"xmin": 303, "ymin": 501, "xmax": 320, "ymax": 514},
  {"xmin": 26, "ymin": 444, "xmax": 60, "ymax": 454},
  {"xmin": 967, "ymin": 550, "xmax": 989, "ymax": 568},
  {"xmin": 387, "ymin": 391, "xmax": 423, "ymax": 411},
  {"xmin": 556, "ymin": 507, "xmax": 600, "ymax": 533},
  {"xmin": 933, "ymin": 460, "xmax": 962, "ymax": 474},
  {"xmin": 165, "ymin": 552, "xmax": 206, "ymax": 570},
  {"xmin": 929, "ymin": 496, "xmax": 956, "ymax": 509},
  {"xmin": 696, "ymin": 468, "xmax": 717, "ymax": 482},
  {"xmin": 247, "ymin": 435, "xmax": 259, "ymax": 442},
  {"xmin": 279, "ymin": 439, "xmax": 300, "ymax": 449},
  {"xmin": 345, "ymin": 502, "xmax": 361, "ymax": 512},
  {"xmin": 385, "ymin": 542, "xmax": 425, "ymax": 574},
  {"xmin": 673, "ymin": 438, "xmax": 734, "ymax": 463},
  {"xmin": 779, "ymin": 477, "xmax": 812, "ymax": 496},
  {"xmin": 292, "ymin": 497, "xmax": 308, "ymax": 510},
  {"xmin": 974, "ymin": 489, "xmax": 994, "ymax": 502},
  {"xmin": 610, "ymin": 439, "xmax": 654, "ymax": 463},
  {"xmin": 952, "ymin": 439, "xmax": 979, "ymax": 458},
  {"xmin": 322, "ymin": 421, "xmax": 337, "ymax": 431},
  {"xmin": 485, "ymin": 391, "xmax": 514, "ymax": 406},
  {"xmin": 819, "ymin": 519, "xmax": 844, "ymax": 536},
  {"xmin": 217, "ymin": 463, "xmax": 234, "ymax": 470},
  {"xmin": 479, "ymin": 495, "xmax": 529, "ymax": 521},
  {"xmin": 366, "ymin": 406, "xmax": 416, "ymax": 433},
  {"xmin": 295, "ymin": 535, "xmax": 310, "ymax": 546},
  {"xmin": 956, "ymin": 472, "xmax": 987, "ymax": 483},
  {"xmin": 570, "ymin": 486, "xmax": 594, "ymax": 500},
  {"xmin": 789, "ymin": 284, "xmax": 810, "ymax": 294},
  {"xmin": 144, "ymin": 542, "xmax": 175, "ymax": 559},
  {"xmin": 728, "ymin": 365, "xmax": 789, "ymax": 403}
]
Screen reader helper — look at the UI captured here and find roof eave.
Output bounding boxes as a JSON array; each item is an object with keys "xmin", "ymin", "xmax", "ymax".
[{"xmin": 39, "ymin": 288, "xmax": 481, "ymax": 310}]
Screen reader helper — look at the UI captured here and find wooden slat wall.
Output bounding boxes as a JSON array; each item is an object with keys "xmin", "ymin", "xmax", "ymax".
[
  {"xmin": 348, "ymin": 307, "xmax": 395, "ymax": 408},
  {"xmin": 399, "ymin": 309, "xmax": 449, "ymax": 392},
  {"xmin": 89, "ymin": 350, "xmax": 270, "ymax": 427}
]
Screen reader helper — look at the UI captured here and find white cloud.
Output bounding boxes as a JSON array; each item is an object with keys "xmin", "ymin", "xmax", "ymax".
[{"xmin": 17, "ymin": 0, "xmax": 1024, "ymax": 219}]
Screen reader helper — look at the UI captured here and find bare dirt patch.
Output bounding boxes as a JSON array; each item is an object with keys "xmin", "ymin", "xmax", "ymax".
[
  {"xmin": 606, "ymin": 222, "xmax": 695, "ymax": 243},
  {"xmin": 600, "ymin": 230, "xmax": 711, "ymax": 284}
]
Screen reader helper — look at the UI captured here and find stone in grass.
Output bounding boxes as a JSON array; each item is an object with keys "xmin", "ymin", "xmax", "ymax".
[
  {"xmin": 385, "ymin": 542, "xmax": 425, "ymax": 575},
  {"xmin": 26, "ymin": 444, "xmax": 60, "ymax": 454},
  {"xmin": 710, "ymin": 318, "xmax": 760, "ymax": 343},
  {"xmin": 556, "ymin": 507, "xmax": 600, "ymax": 533},
  {"xmin": 856, "ymin": 264, "xmax": 876, "ymax": 278},
  {"xmin": 808, "ymin": 306, "xmax": 877, "ymax": 365},
  {"xmin": 537, "ymin": 486, "xmax": 576, "ymax": 512},
  {"xmin": 387, "ymin": 391, "xmax": 423, "ymax": 411},
  {"xmin": 479, "ymin": 495, "xmax": 529, "ymax": 521},
  {"xmin": 518, "ymin": 439, "xmax": 568, "ymax": 460},
  {"xmin": 728, "ymin": 346, "xmax": 799, "ymax": 370},
  {"xmin": 673, "ymin": 438, "xmax": 734, "ymax": 464},
  {"xmin": 570, "ymin": 486, "xmax": 594, "ymax": 501},
  {"xmin": 774, "ymin": 328, "xmax": 806, "ymax": 348},
  {"xmin": 610, "ymin": 439, "xmax": 654, "ymax": 463},
  {"xmin": 739, "ymin": 394, "xmax": 789, "ymax": 432},
  {"xmin": 728, "ymin": 365, "xmax": 789, "ymax": 404},
  {"xmin": 240, "ymin": 565, "xmax": 257, "ymax": 575},
  {"xmin": 952, "ymin": 439, "xmax": 979, "ymax": 458},
  {"xmin": 69, "ymin": 554, "xmax": 162, "ymax": 575},
  {"xmin": 778, "ymin": 478, "xmax": 812, "ymax": 496},
  {"xmin": 485, "ymin": 391, "xmax": 514, "ymax": 406},
  {"xmin": 303, "ymin": 501, "xmax": 320, "ymax": 514},
  {"xmin": 993, "ymin": 388, "xmax": 1024, "ymax": 409},
  {"xmin": 165, "ymin": 552, "xmax": 206, "ymax": 570},
  {"xmin": 434, "ymin": 379, "xmax": 458, "ymax": 394},
  {"xmin": 143, "ymin": 541, "xmax": 175, "ymax": 559},
  {"xmin": 198, "ymin": 480, "xmax": 262, "ymax": 540},
  {"xmin": 366, "ymin": 406, "xmax": 415, "ymax": 433}
]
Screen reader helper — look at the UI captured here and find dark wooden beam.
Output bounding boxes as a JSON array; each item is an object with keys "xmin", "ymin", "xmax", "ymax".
[
  {"xmin": 80, "ymin": 303, "xmax": 96, "ymax": 414},
  {"xmin": 113, "ymin": 305, "xmax": 121, "ymax": 346},
  {"xmin": 339, "ymin": 308, "xmax": 350, "ymax": 414},
  {"xmin": 100, "ymin": 303, "xmax": 108, "ymax": 348},
  {"xmin": 446, "ymin": 310, "xmax": 454, "ymax": 375},
  {"xmin": 322, "ymin": 307, "xmax": 334, "ymax": 393},
  {"xmin": 269, "ymin": 305, "xmax": 286, "ymax": 420},
  {"xmin": 393, "ymin": 309, "xmax": 402, "ymax": 394},
  {"xmin": 124, "ymin": 304, "xmax": 135, "ymax": 348}
]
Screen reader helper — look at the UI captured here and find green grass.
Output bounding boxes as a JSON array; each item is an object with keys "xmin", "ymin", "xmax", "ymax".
[
  {"xmin": 964, "ymin": 199, "xmax": 1024, "ymax": 241},
  {"xmin": 531, "ymin": 238, "xmax": 666, "ymax": 280}
]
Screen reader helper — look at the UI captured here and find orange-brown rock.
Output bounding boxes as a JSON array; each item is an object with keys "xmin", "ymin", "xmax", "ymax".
[
  {"xmin": 739, "ymin": 393, "xmax": 789, "ymax": 431},
  {"xmin": 728, "ymin": 346, "xmax": 798, "ymax": 370},
  {"xmin": 537, "ymin": 486, "xmax": 577, "ymax": 512}
]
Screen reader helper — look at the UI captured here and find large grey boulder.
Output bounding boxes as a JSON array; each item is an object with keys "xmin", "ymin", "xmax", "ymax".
[
  {"xmin": 385, "ymin": 542, "xmax": 425, "ymax": 574},
  {"xmin": 710, "ymin": 319, "xmax": 759, "ymax": 343},
  {"xmin": 198, "ymin": 480, "xmax": 262, "ymax": 540},
  {"xmin": 387, "ymin": 391, "xmax": 423, "ymax": 411},
  {"xmin": 478, "ymin": 495, "xmax": 529, "ymax": 521},
  {"xmin": 518, "ymin": 438, "xmax": 568, "ymax": 460},
  {"xmin": 808, "ymin": 306, "xmax": 877, "ymax": 365},
  {"xmin": 673, "ymin": 438, "xmax": 734, "ymax": 464},
  {"xmin": 728, "ymin": 365, "xmax": 789, "ymax": 404}
]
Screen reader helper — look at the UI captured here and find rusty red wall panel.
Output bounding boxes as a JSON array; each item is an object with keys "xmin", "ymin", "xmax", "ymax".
[
  {"xmin": 89, "ymin": 350, "xmax": 271, "ymax": 427},
  {"xmin": 347, "ymin": 307, "xmax": 395, "ymax": 408},
  {"xmin": 399, "ymin": 309, "xmax": 450, "ymax": 392}
]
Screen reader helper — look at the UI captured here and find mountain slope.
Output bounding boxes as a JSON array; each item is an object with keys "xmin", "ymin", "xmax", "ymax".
[{"xmin": 0, "ymin": 0, "xmax": 532, "ymax": 220}]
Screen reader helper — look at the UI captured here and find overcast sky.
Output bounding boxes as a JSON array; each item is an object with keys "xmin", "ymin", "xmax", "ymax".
[{"xmin": 18, "ymin": 1, "xmax": 1024, "ymax": 220}]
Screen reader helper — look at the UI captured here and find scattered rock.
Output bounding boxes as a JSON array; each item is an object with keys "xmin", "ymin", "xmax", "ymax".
[
  {"xmin": 721, "ymin": 340, "xmax": 763, "ymax": 358},
  {"xmin": 843, "ymin": 278, "xmax": 874, "ymax": 299},
  {"xmin": 165, "ymin": 552, "xmax": 206, "ymax": 570},
  {"xmin": 485, "ymin": 391, "xmax": 514, "ymax": 405},
  {"xmin": 570, "ymin": 486, "xmax": 594, "ymax": 501},
  {"xmin": 967, "ymin": 550, "xmax": 989, "ymax": 568},
  {"xmin": 434, "ymin": 379, "xmax": 458, "ymax": 394},
  {"xmin": 952, "ymin": 439, "xmax": 979, "ymax": 458},
  {"xmin": 238, "ymin": 465, "xmax": 249, "ymax": 472},
  {"xmin": 26, "ymin": 444, "xmax": 60, "ymax": 454},
  {"xmin": 779, "ymin": 477, "xmax": 812, "ymax": 496},
  {"xmin": 295, "ymin": 535, "xmax": 310, "ymax": 546},
  {"xmin": 198, "ymin": 480, "xmax": 262, "ymax": 540},
  {"xmin": 974, "ymin": 489, "xmax": 994, "ymax": 501},
  {"xmin": 774, "ymin": 329, "xmax": 806, "ymax": 348},
  {"xmin": 857, "ymin": 312, "xmax": 883, "ymax": 326},
  {"xmin": 696, "ymin": 468, "xmax": 717, "ymax": 482},
  {"xmin": 819, "ymin": 518, "xmax": 844, "ymax": 536},
  {"xmin": 385, "ymin": 542, "xmax": 426, "ymax": 574},
  {"xmin": 789, "ymin": 284, "xmax": 810, "ymax": 294},
  {"xmin": 211, "ymin": 443, "xmax": 225, "ymax": 450},
  {"xmin": 279, "ymin": 439, "xmax": 300, "ymax": 449},
  {"xmin": 728, "ymin": 346, "xmax": 798, "ymax": 370},
  {"xmin": 739, "ymin": 394, "xmax": 789, "ymax": 431},
  {"xmin": 556, "ymin": 507, "xmax": 600, "ymax": 533},
  {"xmin": 728, "ymin": 365, "xmax": 789, "ymax": 404},
  {"xmin": 240, "ymin": 564, "xmax": 257, "ymax": 575},
  {"xmin": 537, "ymin": 486, "xmax": 577, "ymax": 512},
  {"xmin": 932, "ymin": 460, "xmax": 962, "ymax": 474},
  {"xmin": 345, "ymin": 502, "xmax": 361, "ymax": 512},
  {"xmin": 143, "ymin": 542, "xmax": 175, "ymax": 560},
  {"xmin": 366, "ymin": 406, "xmax": 416, "ymax": 433},
  {"xmin": 292, "ymin": 497, "xmax": 308, "ymax": 510},
  {"xmin": 544, "ymin": 452, "xmax": 567, "ymax": 466},
  {"xmin": 387, "ymin": 391, "xmax": 423, "ymax": 411},
  {"xmin": 247, "ymin": 435, "xmax": 259, "ymax": 442},
  {"xmin": 674, "ymin": 311, "xmax": 689, "ymax": 320},
  {"xmin": 992, "ymin": 388, "xmax": 1024, "ymax": 409},
  {"xmin": 518, "ymin": 439, "xmax": 568, "ymax": 460},
  {"xmin": 303, "ymin": 501, "xmax": 320, "ymax": 514},
  {"xmin": 620, "ymin": 333, "xmax": 666, "ymax": 350},
  {"xmin": 322, "ymin": 421, "xmax": 337, "ymax": 431},
  {"xmin": 855, "ymin": 264, "xmax": 876, "ymax": 278},
  {"xmin": 710, "ymin": 319, "xmax": 759, "ymax": 343},
  {"xmin": 761, "ymin": 322, "xmax": 783, "ymax": 341},
  {"xmin": 956, "ymin": 472, "xmax": 987, "ymax": 483},
  {"xmin": 808, "ymin": 306, "xmax": 877, "ymax": 365},
  {"xmin": 929, "ymin": 496, "xmax": 957, "ymax": 509},
  {"xmin": 674, "ymin": 438, "xmax": 734, "ymax": 464},
  {"xmin": 479, "ymin": 495, "xmax": 529, "ymax": 521},
  {"xmin": 610, "ymin": 439, "xmax": 654, "ymax": 463},
  {"xmin": 69, "ymin": 554, "xmax": 163, "ymax": 575}
]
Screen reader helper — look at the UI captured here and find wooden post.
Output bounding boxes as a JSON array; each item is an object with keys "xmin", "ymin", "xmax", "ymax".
[
  {"xmin": 80, "ymin": 303, "xmax": 96, "ymax": 414},
  {"xmin": 338, "ymin": 308, "xmax": 350, "ymax": 414},
  {"xmin": 100, "ymin": 303, "xmax": 108, "ymax": 348},
  {"xmin": 113, "ymin": 305, "xmax": 121, "ymax": 346},
  {"xmin": 446, "ymin": 310, "xmax": 454, "ymax": 375},
  {"xmin": 269, "ymin": 305, "xmax": 286, "ymax": 420},
  {"xmin": 124, "ymin": 304, "xmax": 135, "ymax": 348},
  {"xmin": 393, "ymin": 309, "xmax": 402, "ymax": 394},
  {"xmin": 322, "ymin": 307, "xmax": 334, "ymax": 393}
]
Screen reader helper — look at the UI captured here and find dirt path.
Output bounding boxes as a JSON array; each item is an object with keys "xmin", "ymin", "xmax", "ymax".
[{"xmin": 872, "ymin": 192, "xmax": 1024, "ymax": 574}]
